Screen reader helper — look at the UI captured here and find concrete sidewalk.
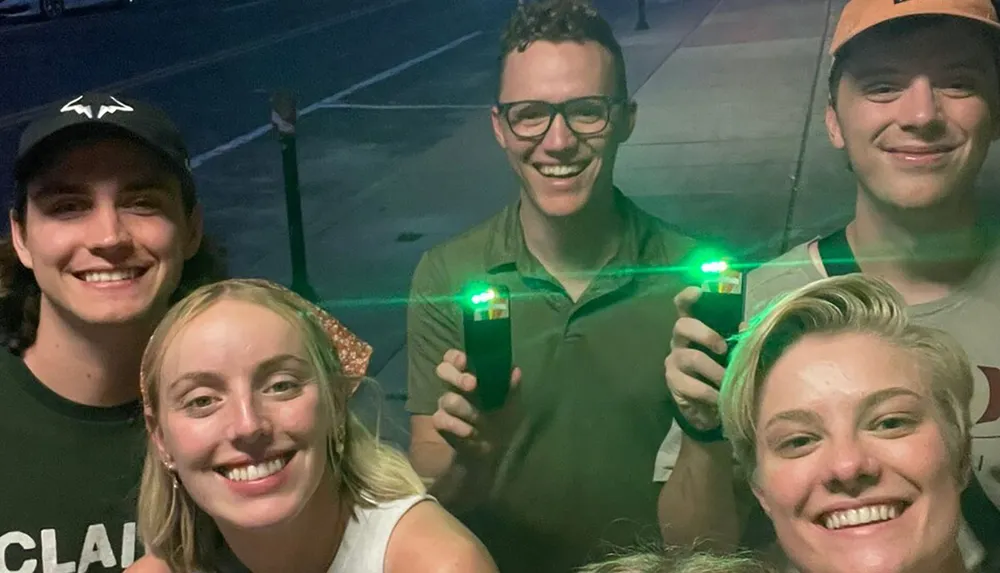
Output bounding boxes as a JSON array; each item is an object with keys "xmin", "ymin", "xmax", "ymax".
[
  {"xmin": 340, "ymin": 0, "xmax": 1000, "ymax": 446},
  {"xmin": 617, "ymin": 0, "xmax": 840, "ymax": 261}
]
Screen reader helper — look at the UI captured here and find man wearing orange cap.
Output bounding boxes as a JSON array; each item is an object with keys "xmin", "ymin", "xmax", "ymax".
[{"xmin": 656, "ymin": 0, "xmax": 1000, "ymax": 568}]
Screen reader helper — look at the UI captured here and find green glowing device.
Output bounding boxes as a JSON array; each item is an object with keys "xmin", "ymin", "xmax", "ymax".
[
  {"xmin": 460, "ymin": 283, "xmax": 513, "ymax": 412},
  {"xmin": 686, "ymin": 250, "xmax": 746, "ymax": 367}
]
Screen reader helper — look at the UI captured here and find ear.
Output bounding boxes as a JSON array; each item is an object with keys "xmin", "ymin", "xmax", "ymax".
[
  {"xmin": 958, "ymin": 438, "xmax": 973, "ymax": 489},
  {"xmin": 183, "ymin": 203, "xmax": 204, "ymax": 261},
  {"xmin": 825, "ymin": 103, "xmax": 845, "ymax": 150},
  {"xmin": 491, "ymin": 107, "xmax": 508, "ymax": 150},
  {"xmin": 750, "ymin": 475, "xmax": 773, "ymax": 518},
  {"xmin": 145, "ymin": 407, "xmax": 173, "ymax": 467},
  {"xmin": 617, "ymin": 99, "xmax": 638, "ymax": 143},
  {"xmin": 9, "ymin": 209, "xmax": 33, "ymax": 270}
]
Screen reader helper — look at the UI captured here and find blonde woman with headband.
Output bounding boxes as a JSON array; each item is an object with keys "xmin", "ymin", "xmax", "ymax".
[
  {"xmin": 127, "ymin": 279, "xmax": 497, "ymax": 573},
  {"xmin": 718, "ymin": 274, "xmax": 975, "ymax": 573}
]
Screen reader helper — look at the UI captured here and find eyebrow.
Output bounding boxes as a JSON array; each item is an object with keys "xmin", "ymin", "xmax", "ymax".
[
  {"xmin": 763, "ymin": 409, "xmax": 823, "ymax": 432},
  {"xmin": 30, "ymin": 174, "xmax": 178, "ymax": 199},
  {"xmin": 851, "ymin": 59, "xmax": 987, "ymax": 79},
  {"xmin": 763, "ymin": 387, "xmax": 923, "ymax": 432},
  {"xmin": 122, "ymin": 176, "xmax": 179, "ymax": 193},
  {"xmin": 30, "ymin": 182, "xmax": 88, "ymax": 199},
  {"xmin": 857, "ymin": 387, "xmax": 923, "ymax": 413},
  {"xmin": 167, "ymin": 353, "xmax": 310, "ymax": 393}
]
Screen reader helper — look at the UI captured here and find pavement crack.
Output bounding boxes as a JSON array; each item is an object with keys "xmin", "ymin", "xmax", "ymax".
[
  {"xmin": 780, "ymin": 0, "xmax": 835, "ymax": 254},
  {"xmin": 629, "ymin": 0, "xmax": 723, "ymax": 97}
]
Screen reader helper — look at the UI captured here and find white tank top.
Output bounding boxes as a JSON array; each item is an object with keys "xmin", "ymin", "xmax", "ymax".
[{"xmin": 327, "ymin": 494, "xmax": 435, "ymax": 573}]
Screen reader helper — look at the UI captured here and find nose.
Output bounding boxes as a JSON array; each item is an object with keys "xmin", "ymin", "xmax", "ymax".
[
  {"xmin": 540, "ymin": 112, "xmax": 579, "ymax": 153},
  {"xmin": 86, "ymin": 201, "xmax": 132, "ymax": 256},
  {"xmin": 897, "ymin": 76, "xmax": 943, "ymax": 133},
  {"xmin": 823, "ymin": 435, "xmax": 882, "ymax": 496},
  {"xmin": 226, "ymin": 394, "xmax": 273, "ymax": 446}
]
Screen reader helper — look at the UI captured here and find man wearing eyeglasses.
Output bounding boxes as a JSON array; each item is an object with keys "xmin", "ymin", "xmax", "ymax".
[{"xmin": 404, "ymin": 1, "xmax": 706, "ymax": 571}]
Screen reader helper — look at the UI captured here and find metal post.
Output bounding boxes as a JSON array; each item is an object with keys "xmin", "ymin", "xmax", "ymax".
[
  {"xmin": 636, "ymin": 0, "xmax": 649, "ymax": 30},
  {"xmin": 271, "ymin": 91, "xmax": 319, "ymax": 302}
]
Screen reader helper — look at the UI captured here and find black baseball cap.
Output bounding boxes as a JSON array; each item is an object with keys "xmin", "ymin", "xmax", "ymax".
[{"xmin": 13, "ymin": 92, "xmax": 195, "ymax": 208}]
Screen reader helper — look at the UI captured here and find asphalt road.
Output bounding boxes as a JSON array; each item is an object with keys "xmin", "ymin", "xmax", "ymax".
[
  {"xmin": 0, "ymin": 0, "xmax": 511, "ymax": 201},
  {"xmin": 1, "ymin": 0, "xmax": 679, "ymax": 444}
]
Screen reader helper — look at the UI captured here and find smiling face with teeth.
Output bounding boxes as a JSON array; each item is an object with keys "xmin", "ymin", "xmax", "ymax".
[
  {"xmin": 826, "ymin": 20, "xmax": 1000, "ymax": 213},
  {"xmin": 152, "ymin": 299, "xmax": 336, "ymax": 532},
  {"xmin": 11, "ymin": 137, "xmax": 202, "ymax": 329},
  {"xmin": 491, "ymin": 40, "xmax": 636, "ymax": 220},
  {"xmin": 751, "ymin": 332, "xmax": 966, "ymax": 573}
]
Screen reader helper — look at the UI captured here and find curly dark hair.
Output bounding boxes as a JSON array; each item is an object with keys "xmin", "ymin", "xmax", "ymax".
[
  {"xmin": 498, "ymin": 0, "xmax": 627, "ymax": 99},
  {"xmin": 0, "ymin": 157, "xmax": 229, "ymax": 355}
]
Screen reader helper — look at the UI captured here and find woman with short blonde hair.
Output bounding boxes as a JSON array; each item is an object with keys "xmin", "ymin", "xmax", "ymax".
[{"xmin": 718, "ymin": 274, "xmax": 975, "ymax": 573}]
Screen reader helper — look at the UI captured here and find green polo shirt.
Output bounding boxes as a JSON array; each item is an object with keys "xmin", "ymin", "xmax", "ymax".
[{"xmin": 406, "ymin": 190, "xmax": 696, "ymax": 572}]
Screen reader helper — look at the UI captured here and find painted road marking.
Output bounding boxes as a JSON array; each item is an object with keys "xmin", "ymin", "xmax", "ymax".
[
  {"xmin": 221, "ymin": 0, "xmax": 275, "ymax": 13},
  {"xmin": 0, "ymin": 0, "xmax": 419, "ymax": 130},
  {"xmin": 189, "ymin": 31, "xmax": 483, "ymax": 169}
]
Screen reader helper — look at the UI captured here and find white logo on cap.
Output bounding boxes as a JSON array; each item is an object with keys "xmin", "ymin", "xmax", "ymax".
[{"xmin": 60, "ymin": 95, "xmax": 134, "ymax": 120}]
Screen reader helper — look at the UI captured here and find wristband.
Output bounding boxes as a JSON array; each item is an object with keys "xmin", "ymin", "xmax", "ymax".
[{"xmin": 673, "ymin": 412, "xmax": 726, "ymax": 443}]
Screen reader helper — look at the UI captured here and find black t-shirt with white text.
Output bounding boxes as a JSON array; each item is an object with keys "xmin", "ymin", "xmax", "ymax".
[{"xmin": 0, "ymin": 349, "xmax": 146, "ymax": 573}]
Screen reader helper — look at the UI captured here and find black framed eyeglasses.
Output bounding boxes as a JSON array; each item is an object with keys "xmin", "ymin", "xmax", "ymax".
[{"xmin": 496, "ymin": 95, "xmax": 625, "ymax": 139}]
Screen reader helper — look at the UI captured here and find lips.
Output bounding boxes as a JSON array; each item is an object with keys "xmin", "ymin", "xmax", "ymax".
[
  {"xmin": 73, "ymin": 267, "xmax": 149, "ymax": 283},
  {"xmin": 883, "ymin": 144, "xmax": 957, "ymax": 155},
  {"xmin": 214, "ymin": 452, "xmax": 295, "ymax": 482},
  {"xmin": 889, "ymin": 148, "xmax": 952, "ymax": 155},
  {"xmin": 816, "ymin": 500, "xmax": 910, "ymax": 530},
  {"xmin": 535, "ymin": 161, "xmax": 589, "ymax": 178}
]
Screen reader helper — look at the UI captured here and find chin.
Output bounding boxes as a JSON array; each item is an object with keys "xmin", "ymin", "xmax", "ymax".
[
  {"xmin": 791, "ymin": 549, "xmax": 907, "ymax": 573},
  {"xmin": 869, "ymin": 176, "xmax": 971, "ymax": 212},
  {"xmin": 838, "ymin": 549, "xmax": 908, "ymax": 573},
  {"xmin": 525, "ymin": 188, "xmax": 593, "ymax": 218},
  {"xmin": 72, "ymin": 302, "xmax": 158, "ymax": 326},
  {"xmin": 212, "ymin": 497, "xmax": 309, "ymax": 531}
]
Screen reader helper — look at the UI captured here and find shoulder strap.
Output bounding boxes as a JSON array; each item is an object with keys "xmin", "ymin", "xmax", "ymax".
[
  {"xmin": 817, "ymin": 227, "xmax": 862, "ymax": 277},
  {"xmin": 961, "ymin": 476, "xmax": 1000, "ymax": 571}
]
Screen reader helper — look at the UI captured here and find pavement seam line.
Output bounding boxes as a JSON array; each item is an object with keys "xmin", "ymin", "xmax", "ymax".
[
  {"xmin": 780, "ymin": 0, "xmax": 834, "ymax": 254},
  {"xmin": 0, "ymin": 0, "xmax": 418, "ymax": 131},
  {"xmin": 189, "ymin": 31, "xmax": 483, "ymax": 169},
  {"xmin": 370, "ymin": 343, "xmax": 408, "ymax": 390},
  {"xmin": 629, "ymin": 0, "xmax": 723, "ymax": 96}
]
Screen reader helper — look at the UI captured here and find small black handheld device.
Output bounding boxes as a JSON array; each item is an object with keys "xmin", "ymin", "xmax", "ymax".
[
  {"xmin": 689, "ymin": 262, "xmax": 746, "ymax": 367},
  {"xmin": 461, "ymin": 283, "xmax": 513, "ymax": 412}
]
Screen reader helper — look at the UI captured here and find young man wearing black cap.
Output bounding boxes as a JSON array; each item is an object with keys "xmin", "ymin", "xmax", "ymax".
[
  {"xmin": 0, "ymin": 93, "xmax": 225, "ymax": 572},
  {"xmin": 657, "ymin": 0, "xmax": 1000, "ymax": 569}
]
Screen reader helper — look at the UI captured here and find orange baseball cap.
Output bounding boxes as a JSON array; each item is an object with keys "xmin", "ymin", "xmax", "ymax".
[{"xmin": 830, "ymin": 0, "xmax": 1000, "ymax": 56}]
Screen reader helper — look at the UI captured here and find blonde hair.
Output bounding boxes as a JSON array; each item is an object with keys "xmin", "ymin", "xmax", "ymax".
[
  {"xmin": 136, "ymin": 279, "xmax": 425, "ymax": 573},
  {"xmin": 718, "ymin": 274, "xmax": 974, "ymax": 482},
  {"xmin": 577, "ymin": 547, "xmax": 777, "ymax": 573}
]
